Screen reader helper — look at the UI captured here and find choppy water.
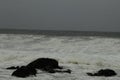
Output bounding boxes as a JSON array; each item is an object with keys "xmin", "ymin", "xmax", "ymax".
[{"xmin": 0, "ymin": 33, "xmax": 120, "ymax": 80}]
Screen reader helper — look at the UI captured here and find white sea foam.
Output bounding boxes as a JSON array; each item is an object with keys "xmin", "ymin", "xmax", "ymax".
[{"xmin": 0, "ymin": 34, "xmax": 120, "ymax": 80}]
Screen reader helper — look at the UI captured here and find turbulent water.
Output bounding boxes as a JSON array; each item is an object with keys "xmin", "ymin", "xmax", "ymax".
[{"xmin": 0, "ymin": 33, "xmax": 120, "ymax": 80}]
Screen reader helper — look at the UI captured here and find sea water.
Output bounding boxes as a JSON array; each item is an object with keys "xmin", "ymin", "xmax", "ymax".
[{"xmin": 0, "ymin": 33, "xmax": 120, "ymax": 80}]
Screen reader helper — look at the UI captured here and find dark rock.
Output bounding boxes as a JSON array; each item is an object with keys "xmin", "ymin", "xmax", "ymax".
[
  {"xmin": 27, "ymin": 58, "xmax": 62, "ymax": 70},
  {"xmin": 54, "ymin": 69, "xmax": 72, "ymax": 73},
  {"xmin": 11, "ymin": 58, "xmax": 71, "ymax": 78},
  {"xmin": 6, "ymin": 66, "xmax": 19, "ymax": 69},
  {"xmin": 12, "ymin": 66, "xmax": 37, "ymax": 78},
  {"xmin": 87, "ymin": 69, "xmax": 117, "ymax": 77},
  {"xmin": 27, "ymin": 58, "xmax": 71, "ymax": 73}
]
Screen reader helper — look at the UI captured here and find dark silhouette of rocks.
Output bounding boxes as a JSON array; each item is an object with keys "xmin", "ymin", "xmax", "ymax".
[
  {"xmin": 6, "ymin": 66, "xmax": 19, "ymax": 69},
  {"xmin": 26, "ymin": 58, "xmax": 71, "ymax": 73},
  {"xmin": 12, "ymin": 66, "xmax": 37, "ymax": 78},
  {"xmin": 27, "ymin": 58, "xmax": 62, "ymax": 70},
  {"xmin": 9, "ymin": 58, "xmax": 71, "ymax": 78},
  {"xmin": 87, "ymin": 69, "xmax": 117, "ymax": 77}
]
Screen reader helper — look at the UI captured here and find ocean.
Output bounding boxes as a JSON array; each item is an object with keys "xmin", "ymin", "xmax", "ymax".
[{"xmin": 0, "ymin": 30, "xmax": 120, "ymax": 80}]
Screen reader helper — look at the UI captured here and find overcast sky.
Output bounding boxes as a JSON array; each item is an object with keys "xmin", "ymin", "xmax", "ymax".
[{"xmin": 0, "ymin": 0, "xmax": 120, "ymax": 32}]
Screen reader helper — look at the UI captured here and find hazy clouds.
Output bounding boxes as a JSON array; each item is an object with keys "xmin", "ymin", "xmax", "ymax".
[{"xmin": 0, "ymin": 0, "xmax": 120, "ymax": 32}]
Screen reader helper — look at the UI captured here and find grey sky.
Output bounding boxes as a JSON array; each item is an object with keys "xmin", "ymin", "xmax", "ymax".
[{"xmin": 0, "ymin": 0, "xmax": 120, "ymax": 32}]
